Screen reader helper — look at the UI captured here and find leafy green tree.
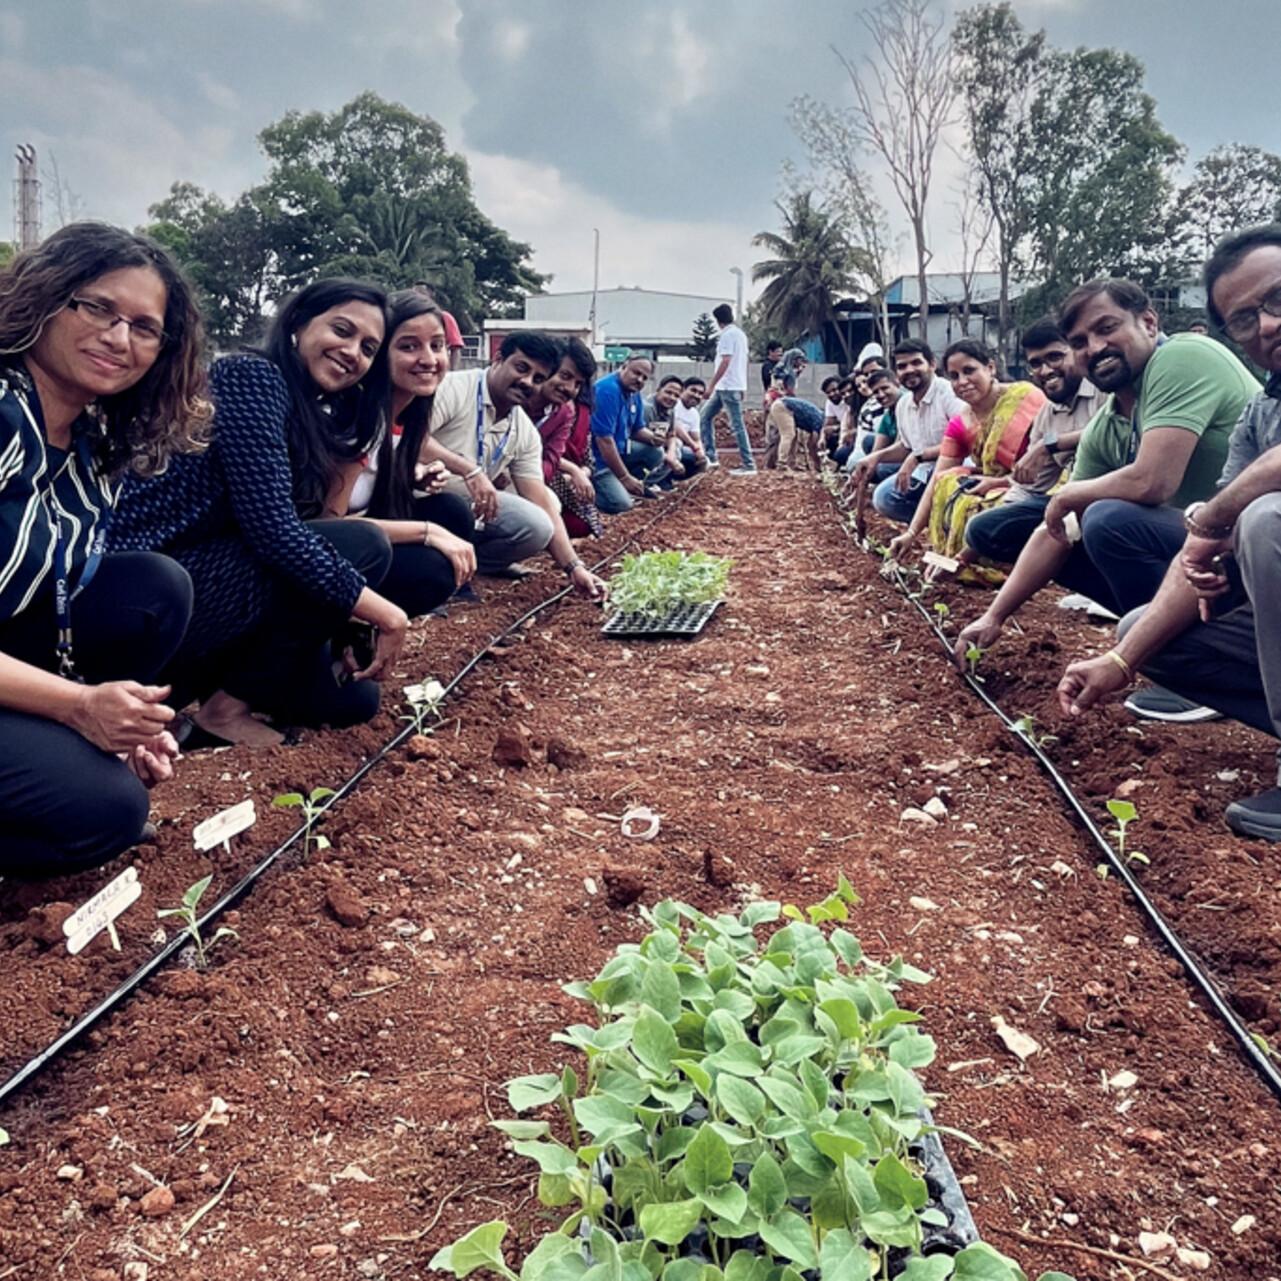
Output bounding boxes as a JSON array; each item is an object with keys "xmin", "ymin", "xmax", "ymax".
[
  {"xmin": 0, "ymin": 242, "xmax": 14, "ymax": 269},
  {"xmin": 751, "ymin": 191, "xmax": 865, "ymax": 363},
  {"xmin": 952, "ymin": 3, "xmax": 1046, "ymax": 353},
  {"xmin": 1022, "ymin": 47, "xmax": 1182, "ymax": 299},
  {"xmin": 1168, "ymin": 144, "xmax": 1281, "ymax": 271},
  {"xmin": 689, "ymin": 312, "xmax": 718, "ymax": 361}
]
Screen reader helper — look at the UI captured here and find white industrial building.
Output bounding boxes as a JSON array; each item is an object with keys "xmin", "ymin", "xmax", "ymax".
[{"xmin": 523, "ymin": 287, "xmax": 734, "ymax": 357}]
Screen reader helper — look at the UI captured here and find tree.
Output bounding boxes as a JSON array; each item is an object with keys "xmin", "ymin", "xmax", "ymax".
[
  {"xmin": 832, "ymin": 0, "xmax": 956, "ymax": 339},
  {"xmin": 1168, "ymin": 144, "xmax": 1281, "ymax": 274},
  {"xmin": 751, "ymin": 191, "xmax": 866, "ymax": 363},
  {"xmin": 0, "ymin": 242, "xmax": 14, "ymax": 269},
  {"xmin": 950, "ymin": 157, "xmax": 995, "ymax": 337},
  {"xmin": 690, "ymin": 312, "xmax": 718, "ymax": 361},
  {"xmin": 1022, "ymin": 48, "xmax": 1182, "ymax": 300},
  {"xmin": 952, "ymin": 3, "xmax": 1046, "ymax": 354},
  {"xmin": 787, "ymin": 103, "xmax": 899, "ymax": 345}
]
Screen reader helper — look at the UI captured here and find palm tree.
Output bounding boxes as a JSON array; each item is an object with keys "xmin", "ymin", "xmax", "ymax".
[{"xmin": 751, "ymin": 192, "xmax": 870, "ymax": 365}]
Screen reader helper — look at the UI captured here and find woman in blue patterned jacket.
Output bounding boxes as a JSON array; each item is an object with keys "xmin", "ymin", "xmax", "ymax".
[
  {"xmin": 0, "ymin": 223, "xmax": 209, "ymax": 876},
  {"xmin": 113, "ymin": 279, "xmax": 409, "ymax": 748}
]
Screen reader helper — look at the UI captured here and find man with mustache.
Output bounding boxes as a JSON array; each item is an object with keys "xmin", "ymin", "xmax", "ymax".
[
  {"xmin": 1058, "ymin": 224, "xmax": 1281, "ymax": 839},
  {"xmin": 962, "ymin": 316, "xmax": 1099, "ymax": 567},
  {"xmin": 955, "ymin": 278, "xmax": 1257, "ymax": 665}
]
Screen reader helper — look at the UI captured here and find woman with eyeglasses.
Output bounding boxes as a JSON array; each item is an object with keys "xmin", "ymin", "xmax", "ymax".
[
  {"xmin": 0, "ymin": 223, "xmax": 209, "ymax": 876},
  {"xmin": 112, "ymin": 279, "xmax": 407, "ymax": 748}
]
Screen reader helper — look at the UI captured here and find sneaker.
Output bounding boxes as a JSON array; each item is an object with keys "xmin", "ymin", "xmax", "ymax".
[
  {"xmin": 1124, "ymin": 685, "xmax": 1223, "ymax": 723},
  {"xmin": 1058, "ymin": 593, "xmax": 1120, "ymax": 622},
  {"xmin": 1225, "ymin": 786, "xmax": 1281, "ymax": 841},
  {"xmin": 729, "ymin": 466, "xmax": 759, "ymax": 476},
  {"xmin": 705, "ymin": 459, "xmax": 721, "ymax": 470}
]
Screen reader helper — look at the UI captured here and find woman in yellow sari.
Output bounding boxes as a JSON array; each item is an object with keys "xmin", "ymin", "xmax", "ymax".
[{"xmin": 887, "ymin": 339, "xmax": 1045, "ymax": 583}]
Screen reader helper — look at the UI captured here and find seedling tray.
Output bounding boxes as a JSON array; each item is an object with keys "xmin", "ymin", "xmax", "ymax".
[{"xmin": 601, "ymin": 599, "xmax": 722, "ymax": 638}]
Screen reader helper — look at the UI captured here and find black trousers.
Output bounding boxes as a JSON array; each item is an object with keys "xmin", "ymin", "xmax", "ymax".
[
  {"xmin": 377, "ymin": 493, "xmax": 476, "ymax": 618},
  {"xmin": 0, "ymin": 552, "xmax": 192, "ymax": 877}
]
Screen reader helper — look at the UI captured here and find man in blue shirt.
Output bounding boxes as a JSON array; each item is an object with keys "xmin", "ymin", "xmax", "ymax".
[{"xmin": 591, "ymin": 355, "xmax": 654, "ymax": 513}]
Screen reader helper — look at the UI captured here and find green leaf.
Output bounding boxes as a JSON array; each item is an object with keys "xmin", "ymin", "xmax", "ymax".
[
  {"xmin": 741, "ymin": 901, "xmax": 781, "ymax": 926},
  {"xmin": 1106, "ymin": 798, "xmax": 1137, "ymax": 824},
  {"xmin": 309, "ymin": 786, "xmax": 336, "ymax": 804},
  {"xmin": 633, "ymin": 1005, "xmax": 680, "ymax": 1076},
  {"xmin": 589, "ymin": 1228, "xmax": 624, "ymax": 1281},
  {"xmin": 770, "ymin": 1034, "xmax": 828, "ymax": 1066},
  {"xmin": 682, "ymin": 1123, "xmax": 733, "ymax": 1194},
  {"xmin": 507, "ymin": 1073, "xmax": 563, "ymax": 1112},
  {"xmin": 724, "ymin": 1253, "xmax": 771, "ymax": 1281},
  {"xmin": 707, "ymin": 1041, "xmax": 763, "ymax": 1077},
  {"xmin": 537, "ymin": 1173, "xmax": 574, "ymax": 1207},
  {"xmin": 661, "ymin": 1262, "xmax": 704, "ymax": 1281},
  {"xmin": 812, "ymin": 1130, "xmax": 866, "ymax": 1164},
  {"xmin": 641, "ymin": 961, "xmax": 683, "ymax": 1022},
  {"xmin": 810, "ymin": 1176, "xmax": 854, "ymax": 1231},
  {"xmin": 797, "ymin": 1059, "xmax": 830, "ymax": 1110},
  {"xmin": 888, "ymin": 1032, "xmax": 937, "ymax": 1070},
  {"xmin": 562, "ymin": 1065, "xmax": 580, "ymax": 1099},
  {"xmin": 699, "ymin": 1181, "xmax": 748, "ymax": 1224},
  {"xmin": 758, "ymin": 1209, "xmax": 817, "ymax": 1269},
  {"xmin": 182, "ymin": 874, "xmax": 213, "ymax": 911},
  {"xmin": 819, "ymin": 1228, "xmax": 873, "ymax": 1281},
  {"xmin": 872, "ymin": 1152, "xmax": 927, "ymax": 1211},
  {"xmin": 638, "ymin": 1198, "xmax": 703, "ymax": 1246},
  {"xmin": 673, "ymin": 1059, "xmax": 712, "ymax": 1098},
  {"xmin": 573, "ymin": 1093, "xmax": 636, "ymax": 1137},
  {"xmin": 491, "ymin": 1120, "xmax": 550, "ymax": 1140},
  {"xmin": 431, "ymin": 1221, "xmax": 510, "ymax": 1277},
  {"xmin": 657, "ymin": 1125, "xmax": 698, "ymax": 1163},
  {"xmin": 520, "ymin": 1235, "xmax": 579, "ymax": 1281},
  {"xmin": 898, "ymin": 1259, "xmax": 956, "ymax": 1281},
  {"xmin": 512, "ymin": 1139, "xmax": 578, "ymax": 1175},
  {"xmin": 829, "ymin": 929, "xmax": 864, "ymax": 968},
  {"xmin": 884, "ymin": 1062, "xmax": 926, "ymax": 1116},
  {"xmin": 712, "ymin": 990, "xmax": 756, "ymax": 1021},
  {"xmin": 835, "ymin": 873, "xmax": 860, "ymax": 905},
  {"xmin": 716, "ymin": 1075, "xmax": 766, "ymax": 1127},
  {"xmin": 747, "ymin": 1153, "xmax": 787, "ymax": 1219},
  {"xmin": 818, "ymin": 998, "xmax": 862, "ymax": 1042},
  {"xmin": 952, "ymin": 1243, "xmax": 1031, "ymax": 1281},
  {"xmin": 757, "ymin": 1075, "xmax": 815, "ymax": 1122},
  {"xmin": 860, "ymin": 1207, "xmax": 919, "ymax": 1250},
  {"xmin": 272, "ymin": 792, "xmax": 304, "ymax": 808}
]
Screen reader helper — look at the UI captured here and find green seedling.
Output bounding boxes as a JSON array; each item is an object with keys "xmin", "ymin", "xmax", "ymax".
[
  {"xmin": 273, "ymin": 786, "xmax": 336, "ymax": 852},
  {"xmin": 1106, "ymin": 798, "xmax": 1149, "ymax": 866},
  {"xmin": 964, "ymin": 644, "xmax": 985, "ymax": 677},
  {"xmin": 608, "ymin": 550, "xmax": 731, "ymax": 616},
  {"xmin": 1013, "ymin": 713, "xmax": 1059, "ymax": 751},
  {"xmin": 402, "ymin": 678, "xmax": 446, "ymax": 734},
  {"xmin": 933, "ymin": 601, "xmax": 950, "ymax": 621},
  {"xmin": 1251, "ymin": 1032, "xmax": 1279, "ymax": 1062},
  {"xmin": 1096, "ymin": 864, "xmax": 1110, "ymax": 880},
  {"xmin": 157, "ymin": 875, "xmax": 238, "ymax": 969}
]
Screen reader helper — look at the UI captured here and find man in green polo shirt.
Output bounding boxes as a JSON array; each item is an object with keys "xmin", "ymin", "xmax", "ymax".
[{"xmin": 954, "ymin": 277, "xmax": 1258, "ymax": 666}]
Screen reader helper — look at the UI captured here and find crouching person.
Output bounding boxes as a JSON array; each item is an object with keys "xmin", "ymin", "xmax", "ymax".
[
  {"xmin": 0, "ymin": 224, "xmax": 208, "ymax": 875},
  {"xmin": 1057, "ymin": 225, "xmax": 1281, "ymax": 840}
]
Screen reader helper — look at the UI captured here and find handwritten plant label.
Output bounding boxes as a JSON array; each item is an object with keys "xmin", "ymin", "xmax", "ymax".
[
  {"xmin": 64, "ymin": 866, "xmax": 142, "ymax": 956},
  {"xmin": 193, "ymin": 800, "xmax": 256, "ymax": 852}
]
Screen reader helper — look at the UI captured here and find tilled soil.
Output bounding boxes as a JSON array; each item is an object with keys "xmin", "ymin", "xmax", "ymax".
[{"xmin": 2, "ymin": 471, "xmax": 1280, "ymax": 1281}]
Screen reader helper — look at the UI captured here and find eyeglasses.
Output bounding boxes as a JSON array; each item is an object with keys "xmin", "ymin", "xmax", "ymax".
[
  {"xmin": 67, "ymin": 296, "xmax": 168, "ymax": 348},
  {"xmin": 1222, "ymin": 285, "xmax": 1281, "ymax": 342},
  {"xmin": 1026, "ymin": 350, "xmax": 1069, "ymax": 373}
]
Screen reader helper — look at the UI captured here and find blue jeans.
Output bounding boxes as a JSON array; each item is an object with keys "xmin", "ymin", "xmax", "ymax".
[
  {"xmin": 626, "ymin": 441, "xmax": 666, "ymax": 484},
  {"xmin": 594, "ymin": 466, "xmax": 637, "ymax": 514},
  {"xmin": 872, "ymin": 462, "xmax": 933, "ymax": 523},
  {"xmin": 700, "ymin": 389, "xmax": 754, "ymax": 468},
  {"xmin": 965, "ymin": 495, "xmax": 1050, "ymax": 565}
]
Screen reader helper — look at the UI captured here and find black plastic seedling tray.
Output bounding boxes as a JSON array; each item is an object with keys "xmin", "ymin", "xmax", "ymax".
[{"xmin": 601, "ymin": 599, "xmax": 722, "ymax": 638}]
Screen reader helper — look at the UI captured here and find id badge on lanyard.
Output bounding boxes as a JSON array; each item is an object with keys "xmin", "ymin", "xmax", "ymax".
[
  {"xmin": 475, "ymin": 377, "xmax": 514, "ymax": 477},
  {"xmin": 52, "ymin": 442, "xmax": 109, "ymax": 681}
]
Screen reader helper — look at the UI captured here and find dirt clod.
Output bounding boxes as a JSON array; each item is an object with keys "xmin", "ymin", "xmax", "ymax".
[
  {"xmin": 546, "ymin": 735, "xmax": 586, "ymax": 770},
  {"xmin": 325, "ymin": 882, "xmax": 369, "ymax": 929},
  {"xmin": 493, "ymin": 723, "xmax": 536, "ymax": 768},
  {"xmin": 602, "ymin": 866, "xmax": 646, "ymax": 908},
  {"xmin": 139, "ymin": 1185, "xmax": 175, "ymax": 1217},
  {"xmin": 25, "ymin": 902, "xmax": 74, "ymax": 947},
  {"xmin": 407, "ymin": 734, "xmax": 441, "ymax": 760}
]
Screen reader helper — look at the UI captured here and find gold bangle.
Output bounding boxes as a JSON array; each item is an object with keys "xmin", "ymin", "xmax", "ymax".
[{"xmin": 1104, "ymin": 649, "xmax": 1134, "ymax": 684}]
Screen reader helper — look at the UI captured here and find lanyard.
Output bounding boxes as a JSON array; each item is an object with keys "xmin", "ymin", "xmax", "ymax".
[
  {"xmin": 475, "ymin": 376, "xmax": 514, "ymax": 477},
  {"xmin": 52, "ymin": 438, "xmax": 109, "ymax": 681}
]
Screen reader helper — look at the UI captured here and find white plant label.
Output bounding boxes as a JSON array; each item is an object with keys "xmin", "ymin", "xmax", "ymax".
[
  {"xmin": 64, "ymin": 867, "xmax": 142, "ymax": 956},
  {"xmin": 193, "ymin": 800, "xmax": 256, "ymax": 852}
]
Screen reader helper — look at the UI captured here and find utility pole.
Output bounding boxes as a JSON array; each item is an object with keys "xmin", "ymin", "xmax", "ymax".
[
  {"xmin": 13, "ymin": 145, "xmax": 41, "ymax": 250},
  {"xmin": 589, "ymin": 227, "xmax": 600, "ymax": 349},
  {"xmin": 729, "ymin": 266, "xmax": 743, "ymax": 319}
]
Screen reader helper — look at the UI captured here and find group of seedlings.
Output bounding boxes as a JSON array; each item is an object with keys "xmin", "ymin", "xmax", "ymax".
[{"xmin": 431, "ymin": 883, "xmax": 1074, "ymax": 1281}]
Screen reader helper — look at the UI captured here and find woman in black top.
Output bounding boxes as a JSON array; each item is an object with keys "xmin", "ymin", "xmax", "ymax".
[
  {"xmin": 113, "ymin": 280, "xmax": 407, "ymax": 747},
  {"xmin": 0, "ymin": 223, "xmax": 209, "ymax": 876}
]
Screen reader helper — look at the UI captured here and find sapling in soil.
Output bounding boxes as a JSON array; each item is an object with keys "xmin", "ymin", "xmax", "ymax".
[
  {"xmin": 1106, "ymin": 799, "xmax": 1148, "ymax": 866},
  {"xmin": 964, "ymin": 644, "xmax": 985, "ymax": 678},
  {"xmin": 608, "ymin": 550, "xmax": 731, "ymax": 618},
  {"xmin": 402, "ymin": 679, "xmax": 446, "ymax": 734},
  {"xmin": 156, "ymin": 875, "xmax": 238, "ymax": 969},
  {"xmin": 273, "ymin": 786, "xmax": 336, "ymax": 852}
]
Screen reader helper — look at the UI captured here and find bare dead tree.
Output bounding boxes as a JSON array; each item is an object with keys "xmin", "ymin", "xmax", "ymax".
[
  {"xmin": 951, "ymin": 158, "xmax": 995, "ymax": 337},
  {"xmin": 42, "ymin": 152, "xmax": 87, "ymax": 228},
  {"xmin": 834, "ymin": 0, "xmax": 956, "ymax": 339}
]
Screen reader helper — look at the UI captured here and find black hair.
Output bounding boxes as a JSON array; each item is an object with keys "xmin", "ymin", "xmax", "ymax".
[
  {"xmin": 1021, "ymin": 315, "xmax": 1065, "ymax": 351},
  {"xmin": 713, "ymin": 303, "xmax": 734, "ymax": 326},
  {"xmin": 1059, "ymin": 278, "xmax": 1151, "ymax": 335},
  {"xmin": 942, "ymin": 337, "xmax": 996, "ymax": 368},
  {"xmin": 561, "ymin": 335, "xmax": 597, "ymax": 410},
  {"xmin": 892, "ymin": 337, "xmax": 934, "ymax": 365},
  {"xmin": 657, "ymin": 374, "xmax": 683, "ymax": 391},
  {"xmin": 766, "ymin": 339, "xmax": 783, "ymax": 353},
  {"xmin": 867, "ymin": 368, "xmax": 894, "ymax": 388},
  {"xmin": 1203, "ymin": 222, "xmax": 1281, "ymax": 328},
  {"xmin": 258, "ymin": 277, "xmax": 390, "ymax": 519},
  {"xmin": 682, "ymin": 376, "xmax": 706, "ymax": 390},
  {"xmin": 860, "ymin": 356, "xmax": 888, "ymax": 371},
  {"xmin": 369, "ymin": 289, "xmax": 444, "ymax": 520},
  {"xmin": 820, "ymin": 376, "xmax": 839, "ymax": 393},
  {"xmin": 498, "ymin": 329, "xmax": 561, "ymax": 369}
]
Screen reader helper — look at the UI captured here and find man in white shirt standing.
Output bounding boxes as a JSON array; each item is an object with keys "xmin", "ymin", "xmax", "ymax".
[
  {"xmin": 420, "ymin": 332, "xmax": 605, "ymax": 597},
  {"xmin": 698, "ymin": 304, "xmax": 757, "ymax": 474}
]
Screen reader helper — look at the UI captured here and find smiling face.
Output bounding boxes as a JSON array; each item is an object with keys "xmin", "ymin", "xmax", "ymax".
[
  {"xmin": 681, "ymin": 383, "xmax": 705, "ymax": 408},
  {"xmin": 1212, "ymin": 243, "xmax": 1281, "ymax": 375},
  {"xmin": 872, "ymin": 377, "xmax": 901, "ymax": 409},
  {"xmin": 489, "ymin": 347, "xmax": 555, "ymax": 408},
  {"xmin": 388, "ymin": 311, "xmax": 449, "ymax": 402},
  {"xmin": 655, "ymin": 380, "xmax": 682, "ymax": 410},
  {"xmin": 28, "ymin": 265, "xmax": 168, "ymax": 405},
  {"xmin": 893, "ymin": 351, "xmax": 933, "ymax": 395},
  {"xmin": 618, "ymin": 359, "xmax": 652, "ymax": 394},
  {"xmin": 294, "ymin": 301, "xmax": 385, "ymax": 393},
  {"xmin": 541, "ymin": 355, "xmax": 585, "ymax": 407},
  {"xmin": 945, "ymin": 352, "xmax": 998, "ymax": 407},
  {"xmin": 1024, "ymin": 338, "xmax": 1082, "ymax": 405},
  {"xmin": 1064, "ymin": 293, "xmax": 1158, "ymax": 394}
]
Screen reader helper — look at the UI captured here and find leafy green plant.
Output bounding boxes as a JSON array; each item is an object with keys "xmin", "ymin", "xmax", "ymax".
[
  {"xmin": 402, "ymin": 678, "xmax": 446, "ymax": 734},
  {"xmin": 609, "ymin": 551, "xmax": 731, "ymax": 617},
  {"xmin": 157, "ymin": 875, "xmax": 238, "ymax": 969},
  {"xmin": 273, "ymin": 786, "xmax": 336, "ymax": 853},
  {"xmin": 1106, "ymin": 799, "xmax": 1148, "ymax": 866},
  {"xmin": 964, "ymin": 645, "xmax": 985, "ymax": 678},
  {"xmin": 430, "ymin": 882, "xmax": 1073, "ymax": 1281},
  {"xmin": 933, "ymin": 602, "xmax": 950, "ymax": 622},
  {"xmin": 1012, "ymin": 714, "xmax": 1058, "ymax": 752}
]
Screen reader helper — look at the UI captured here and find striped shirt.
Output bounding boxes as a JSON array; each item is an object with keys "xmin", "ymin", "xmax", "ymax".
[{"xmin": 0, "ymin": 365, "xmax": 115, "ymax": 624}]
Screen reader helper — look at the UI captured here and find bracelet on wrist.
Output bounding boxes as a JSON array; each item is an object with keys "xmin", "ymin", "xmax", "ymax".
[
  {"xmin": 1184, "ymin": 500, "xmax": 1233, "ymax": 540},
  {"xmin": 1104, "ymin": 649, "xmax": 1135, "ymax": 684},
  {"xmin": 464, "ymin": 465, "xmax": 483, "ymax": 482},
  {"xmin": 561, "ymin": 558, "xmax": 584, "ymax": 576}
]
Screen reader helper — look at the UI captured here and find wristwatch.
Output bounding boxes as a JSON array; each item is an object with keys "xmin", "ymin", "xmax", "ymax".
[
  {"xmin": 1184, "ymin": 501, "xmax": 1234, "ymax": 539},
  {"xmin": 1042, "ymin": 431, "xmax": 1059, "ymax": 455}
]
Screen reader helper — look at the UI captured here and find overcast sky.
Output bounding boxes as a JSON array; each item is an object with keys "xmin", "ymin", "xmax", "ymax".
[{"xmin": 3, "ymin": 0, "xmax": 1278, "ymax": 304}]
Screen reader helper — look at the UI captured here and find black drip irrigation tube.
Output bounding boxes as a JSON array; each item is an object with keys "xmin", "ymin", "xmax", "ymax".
[
  {"xmin": 832, "ymin": 494, "xmax": 1281, "ymax": 1103},
  {"xmin": 0, "ymin": 477, "xmax": 709, "ymax": 1108}
]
